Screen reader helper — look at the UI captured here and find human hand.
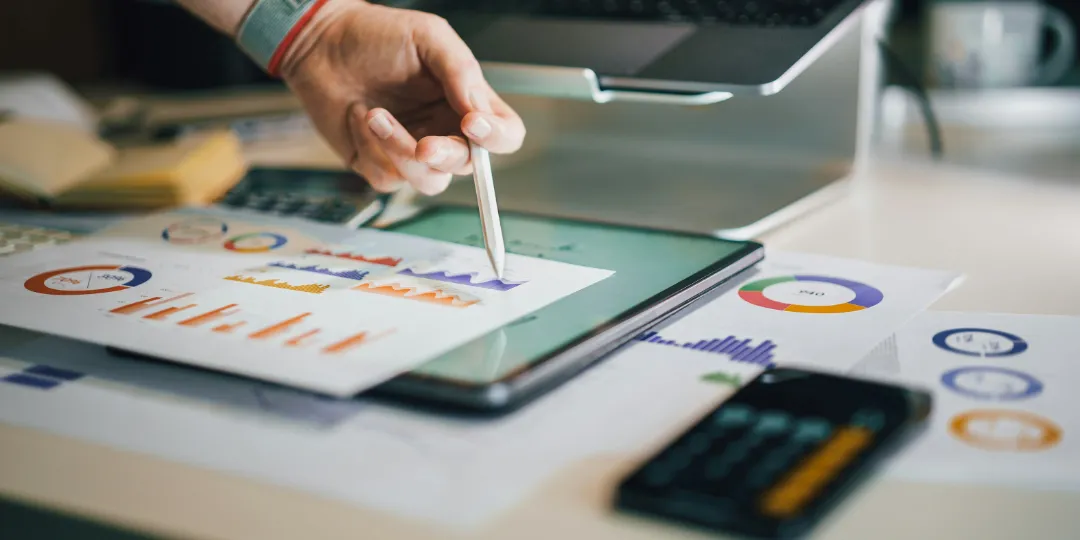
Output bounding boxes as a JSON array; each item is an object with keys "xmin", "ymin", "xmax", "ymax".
[{"xmin": 278, "ymin": 0, "xmax": 525, "ymax": 195}]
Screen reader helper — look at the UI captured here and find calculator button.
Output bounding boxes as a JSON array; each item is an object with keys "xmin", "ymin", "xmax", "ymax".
[
  {"xmin": 851, "ymin": 408, "xmax": 886, "ymax": 431},
  {"xmin": 746, "ymin": 446, "xmax": 805, "ymax": 488},
  {"xmin": 793, "ymin": 418, "xmax": 833, "ymax": 442},
  {"xmin": 753, "ymin": 411, "xmax": 792, "ymax": 436},
  {"xmin": 713, "ymin": 404, "xmax": 755, "ymax": 429}
]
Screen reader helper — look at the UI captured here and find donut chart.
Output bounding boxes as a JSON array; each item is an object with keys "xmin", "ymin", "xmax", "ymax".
[
  {"xmin": 932, "ymin": 328, "xmax": 1028, "ymax": 357},
  {"xmin": 223, "ymin": 232, "xmax": 288, "ymax": 253},
  {"xmin": 162, "ymin": 218, "xmax": 228, "ymax": 245},
  {"xmin": 739, "ymin": 275, "xmax": 884, "ymax": 313},
  {"xmin": 940, "ymin": 366, "xmax": 1043, "ymax": 401},
  {"xmin": 24, "ymin": 265, "xmax": 153, "ymax": 296},
  {"xmin": 949, "ymin": 410, "xmax": 1062, "ymax": 452}
]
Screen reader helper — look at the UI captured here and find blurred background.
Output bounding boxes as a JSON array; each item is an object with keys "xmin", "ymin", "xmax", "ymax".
[{"xmin": 1, "ymin": 0, "xmax": 1078, "ymax": 209}]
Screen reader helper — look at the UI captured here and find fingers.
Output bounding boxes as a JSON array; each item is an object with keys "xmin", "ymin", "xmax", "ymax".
[
  {"xmin": 362, "ymin": 108, "xmax": 453, "ymax": 195},
  {"xmin": 461, "ymin": 107, "xmax": 526, "ymax": 154},
  {"xmin": 413, "ymin": 15, "xmax": 485, "ymax": 116},
  {"xmin": 412, "ymin": 14, "xmax": 527, "ymax": 154},
  {"xmin": 417, "ymin": 135, "xmax": 472, "ymax": 175}
]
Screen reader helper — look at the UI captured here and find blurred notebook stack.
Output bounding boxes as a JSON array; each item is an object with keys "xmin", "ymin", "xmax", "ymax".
[{"xmin": 0, "ymin": 118, "xmax": 247, "ymax": 210}]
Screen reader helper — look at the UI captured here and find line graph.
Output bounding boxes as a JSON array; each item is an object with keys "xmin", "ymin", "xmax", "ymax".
[
  {"xmin": 303, "ymin": 248, "xmax": 401, "ymax": 267},
  {"xmin": 353, "ymin": 281, "xmax": 479, "ymax": 308},
  {"xmin": 223, "ymin": 274, "xmax": 330, "ymax": 294},
  {"xmin": 636, "ymin": 331, "xmax": 777, "ymax": 367},
  {"xmin": 267, "ymin": 261, "xmax": 369, "ymax": 281},
  {"xmin": 397, "ymin": 268, "xmax": 526, "ymax": 291}
]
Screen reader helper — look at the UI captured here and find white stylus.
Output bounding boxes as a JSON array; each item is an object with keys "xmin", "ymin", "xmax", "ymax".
[{"xmin": 470, "ymin": 140, "xmax": 505, "ymax": 278}]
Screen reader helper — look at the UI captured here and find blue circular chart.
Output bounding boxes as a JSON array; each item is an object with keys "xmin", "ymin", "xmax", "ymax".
[
  {"xmin": 941, "ymin": 366, "xmax": 1044, "ymax": 401},
  {"xmin": 932, "ymin": 328, "xmax": 1028, "ymax": 357}
]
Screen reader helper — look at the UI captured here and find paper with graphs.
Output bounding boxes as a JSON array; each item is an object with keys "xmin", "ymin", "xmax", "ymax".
[
  {"xmin": 852, "ymin": 311, "xmax": 1080, "ymax": 490},
  {"xmin": 0, "ymin": 251, "xmax": 960, "ymax": 528},
  {"xmin": 0, "ymin": 208, "xmax": 612, "ymax": 396}
]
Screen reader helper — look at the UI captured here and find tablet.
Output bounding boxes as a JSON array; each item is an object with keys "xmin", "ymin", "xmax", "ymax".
[{"xmin": 373, "ymin": 206, "xmax": 764, "ymax": 412}]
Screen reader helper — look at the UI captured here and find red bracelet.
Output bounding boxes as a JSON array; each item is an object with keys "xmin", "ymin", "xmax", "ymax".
[{"xmin": 266, "ymin": 0, "xmax": 331, "ymax": 77}]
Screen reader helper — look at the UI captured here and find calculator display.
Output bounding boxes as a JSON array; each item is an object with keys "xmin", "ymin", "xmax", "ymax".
[{"xmin": 615, "ymin": 368, "xmax": 931, "ymax": 539}]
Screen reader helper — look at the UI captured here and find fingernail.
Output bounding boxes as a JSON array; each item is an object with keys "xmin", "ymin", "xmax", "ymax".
[
  {"xmin": 465, "ymin": 116, "xmax": 492, "ymax": 139},
  {"xmin": 368, "ymin": 113, "xmax": 393, "ymax": 140},
  {"xmin": 469, "ymin": 88, "xmax": 492, "ymax": 113},
  {"xmin": 425, "ymin": 143, "xmax": 449, "ymax": 166}
]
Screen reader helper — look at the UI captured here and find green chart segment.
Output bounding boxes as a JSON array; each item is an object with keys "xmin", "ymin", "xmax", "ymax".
[{"xmin": 738, "ymin": 275, "xmax": 884, "ymax": 314}]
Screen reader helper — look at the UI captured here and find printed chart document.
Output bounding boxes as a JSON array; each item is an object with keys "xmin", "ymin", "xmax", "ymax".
[
  {"xmin": 0, "ymin": 208, "xmax": 613, "ymax": 396},
  {"xmin": 0, "ymin": 251, "xmax": 959, "ymax": 528},
  {"xmin": 626, "ymin": 250, "xmax": 963, "ymax": 374},
  {"xmin": 852, "ymin": 312, "xmax": 1080, "ymax": 491}
]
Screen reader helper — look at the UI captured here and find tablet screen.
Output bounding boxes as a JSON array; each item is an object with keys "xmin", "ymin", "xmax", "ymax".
[{"xmin": 386, "ymin": 207, "xmax": 753, "ymax": 385}]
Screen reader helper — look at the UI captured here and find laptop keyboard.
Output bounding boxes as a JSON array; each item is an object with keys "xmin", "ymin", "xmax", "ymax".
[{"xmin": 450, "ymin": 0, "xmax": 847, "ymax": 27}]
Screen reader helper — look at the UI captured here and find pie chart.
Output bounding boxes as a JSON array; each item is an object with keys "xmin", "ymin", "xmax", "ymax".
[
  {"xmin": 739, "ymin": 275, "xmax": 884, "ymax": 313},
  {"xmin": 223, "ymin": 232, "xmax": 288, "ymax": 253},
  {"xmin": 24, "ymin": 265, "xmax": 153, "ymax": 296},
  {"xmin": 162, "ymin": 218, "xmax": 228, "ymax": 244}
]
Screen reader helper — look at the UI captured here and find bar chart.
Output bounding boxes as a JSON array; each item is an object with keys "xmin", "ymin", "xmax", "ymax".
[
  {"xmin": 353, "ymin": 282, "xmax": 479, "ymax": 308},
  {"xmin": 635, "ymin": 331, "xmax": 777, "ymax": 367},
  {"xmin": 304, "ymin": 249, "xmax": 402, "ymax": 267},
  {"xmin": 107, "ymin": 295, "xmax": 387, "ymax": 356},
  {"xmin": 224, "ymin": 274, "xmax": 330, "ymax": 294},
  {"xmin": 267, "ymin": 261, "xmax": 369, "ymax": 282}
]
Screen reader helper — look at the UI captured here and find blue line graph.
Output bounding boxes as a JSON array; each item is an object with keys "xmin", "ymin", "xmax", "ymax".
[
  {"xmin": 268, "ymin": 262, "xmax": 369, "ymax": 281},
  {"xmin": 397, "ymin": 268, "xmax": 526, "ymax": 291},
  {"xmin": 635, "ymin": 331, "xmax": 777, "ymax": 367}
]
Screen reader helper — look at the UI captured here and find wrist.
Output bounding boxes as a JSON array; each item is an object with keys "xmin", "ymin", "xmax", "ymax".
[
  {"xmin": 236, "ymin": 0, "xmax": 343, "ymax": 77},
  {"xmin": 276, "ymin": 0, "xmax": 359, "ymax": 79}
]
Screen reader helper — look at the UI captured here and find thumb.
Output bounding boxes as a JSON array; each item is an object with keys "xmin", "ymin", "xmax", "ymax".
[{"xmin": 413, "ymin": 15, "xmax": 491, "ymax": 115}]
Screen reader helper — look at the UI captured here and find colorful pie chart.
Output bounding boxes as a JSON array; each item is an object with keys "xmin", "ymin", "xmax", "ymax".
[
  {"xmin": 739, "ymin": 275, "xmax": 884, "ymax": 313},
  {"xmin": 24, "ymin": 265, "xmax": 153, "ymax": 296},
  {"xmin": 162, "ymin": 218, "xmax": 228, "ymax": 244},
  {"xmin": 223, "ymin": 232, "xmax": 288, "ymax": 253}
]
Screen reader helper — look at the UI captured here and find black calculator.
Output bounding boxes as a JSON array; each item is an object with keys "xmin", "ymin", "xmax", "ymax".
[
  {"xmin": 615, "ymin": 367, "xmax": 932, "ymax": 539},
  {"xmin": 215, "ymin": 167, "xmax": 389, "ymax": 228}
]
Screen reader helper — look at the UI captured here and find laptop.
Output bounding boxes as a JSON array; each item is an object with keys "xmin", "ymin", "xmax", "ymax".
[{"xmin": 380, "ymin": 0, "xmax": 871, "ymax": 96}]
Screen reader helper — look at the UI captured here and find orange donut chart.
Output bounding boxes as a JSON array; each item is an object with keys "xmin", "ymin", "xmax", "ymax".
[
  {"xmin": 24, "ymin": 265, "xmax": 153, "ymax": 296},
  {"xmin": 949, "ymin": 409, "xmax": 1062, "ymax": 452}
]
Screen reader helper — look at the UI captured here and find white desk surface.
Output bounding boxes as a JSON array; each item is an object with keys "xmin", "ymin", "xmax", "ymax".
[{"xmin": 1, "ymin": 152, "xmax": 1078, "ymax": 540}]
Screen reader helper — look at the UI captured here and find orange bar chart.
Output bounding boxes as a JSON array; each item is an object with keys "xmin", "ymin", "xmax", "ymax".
[
  {"xmin": 144, "ymin": 304, "xmax": 197, "ymax": 321},
  {"xmin": 179, "ymin": 304, "xmax": 239, "ymax": 327},
  {"xmin": 285, "ymin": 329, "xmax": 320, "ymax": 347},
  {"xmin": 249, "ymin": 313, "xmax": 312, "ymax": 340},
  {"xmin": 213, "ymin": 322, "xmax": 246, "ymax": 334},
  {"xmin": 323, "ymin": 329, "xmax": 394, "ymax": 354},
  {"xmin": 110, "ymin": 293, "xmax": 194, "ymax": 315}
]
